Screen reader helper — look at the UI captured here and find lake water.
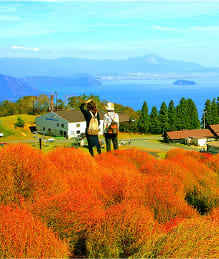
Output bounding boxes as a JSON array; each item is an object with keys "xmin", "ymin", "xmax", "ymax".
[{"xmin": 37, "ymin": 77, "xmax": 219, "ymax": 119}]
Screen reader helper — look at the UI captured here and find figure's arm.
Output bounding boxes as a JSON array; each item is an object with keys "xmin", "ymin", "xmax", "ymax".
[{"xmin": 114, "ymin": 113, "xmax": 119, "ymax": 128}]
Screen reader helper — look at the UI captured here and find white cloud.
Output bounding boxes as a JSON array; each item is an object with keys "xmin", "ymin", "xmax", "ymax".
[
  {"xmin": 10, "ymin": 46, "xmax": 40, "ymax": 51},
  {"xmin": 190, "ymin": 26, "xmax": 219, "ymax": 32},
  {"xmin": 152, "ymin": 25, "xmax": 185, "ymax": 32},
  {"xmin": 0, "ymin": 15, "xmax": 21, "ymax": 21}
]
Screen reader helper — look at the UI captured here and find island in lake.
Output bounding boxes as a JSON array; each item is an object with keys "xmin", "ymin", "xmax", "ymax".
[{"xmin": 173, "ymin": 80, "xmax": 197, "ymax": 86}]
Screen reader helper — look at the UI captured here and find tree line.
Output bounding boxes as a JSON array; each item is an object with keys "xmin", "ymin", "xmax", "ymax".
[
  {"xmin": 0, "ymin": 95, "xmax": 218, "ymax": 134},
  {"xmin": 137, "ymin": 97, "xmax": 219, "ymax": 134}
]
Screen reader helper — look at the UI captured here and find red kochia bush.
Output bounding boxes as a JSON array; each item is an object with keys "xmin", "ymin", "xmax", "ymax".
[
  {"xmin": 31, "ymin": 188, "xmax": 105, "ymax": 257},
  {"xmin": 0, "ymin": 205, "xmax": 69, "ymax": 258},
  {"xmin": 86, "ymin": 200, "xmax": 161, "ymax": 258},
  {"xmin": 109, "ymin": 148, "xmax": 156, "ymax": 168},
  {"xmin": 95, "ymin": 152, "xmax": 146, "ymax": 207},
  {"xmin": 33, "ymin": 148, "xmax": 106, "ymax": 256},
  {"xmin": 46, "ymin": 147, "xmax": 106, "ymax": 203},
  {"xmin": 0, "ymin": 144, "xmax": 68, "ymax": 205},
  {"xmin": 165, "ymin": 149, "xmax": 219, "ymax": 214}
]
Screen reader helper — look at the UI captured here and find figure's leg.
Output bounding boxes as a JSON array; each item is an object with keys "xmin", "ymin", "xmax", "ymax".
[
  {"xmin": 112, "ymin": 134, "xmax": 118, "ymax": 150},
  {"xmin": 105, "ymin": 135, "xmax": 111, "ymax": 152},
  {"xmin": 88, "ymin": 146, "xmax": 94, "ymax": 156}
]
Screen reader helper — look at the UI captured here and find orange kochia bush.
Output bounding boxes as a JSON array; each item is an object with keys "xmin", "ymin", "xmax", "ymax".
[
  {"xmin": 86, "ymin": 200, "xmax": 162, "ymax": 258},
  {"xmin": 165, "ymin": 149, "xmax": 219, "ymax": 214},
  {"xmin": 0, "ymin": 205, "xmax": 69, "ymax": 258},
  {"xmin": 0, "ymin": 144, "xmax": 68, "ymax": 204},
  {"xmin": 134, "ymin": 215, "xmax": 219, "ymax": 258}
]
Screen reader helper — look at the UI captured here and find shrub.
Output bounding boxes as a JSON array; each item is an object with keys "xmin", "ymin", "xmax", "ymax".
[
  {"xmin": 96, "ymin": 151, "xmax": 146, "ymax": 207},
  {"xmin": 165, "ymin": 149, "xmax": 219, "ymax": 214},
  {"xmin": 14, "ymin": 116, "xmax": 25, "ymax": 128},
  {"xmin": 0, "ymin": 205, "xmax": 69, "ymax": 258},
  {"xmin": 31, "ymin": 189, "xmax": 105, "ymax": 257},
  {"xmin": 140, "ymin": 159, "xmax": 197, "ymax": 222},
  {"xmin": 110, "ymin": 148, "xmax": 156, "ymax": 168},
  {"xmin": 0, "ymin": 144, "xmax": 68, "ymax": 205},
  {"xmin": 135, "ymin": 216, "xmax": 218, "ymax": 258},
  {"xmin": 86, "ymin": 201, "xmax": 161, "ymax": 258}
]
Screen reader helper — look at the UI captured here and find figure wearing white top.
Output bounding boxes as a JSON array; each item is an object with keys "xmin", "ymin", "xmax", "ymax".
[{"xmin": 103, "ymin": 102, "xmax": 119, "ymax": 152}]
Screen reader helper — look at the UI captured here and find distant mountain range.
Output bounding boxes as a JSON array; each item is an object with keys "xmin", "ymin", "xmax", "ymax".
[
  {"xmin": 0, "ymin": 74, "xmax": 41, "ymax": 101},
  {"xmin": 20, "ymin": 75, "xmax": 102, "ymax": 88},
  {"xmin": 0, "ymin": 74, "xmax": 102, "ymax": 101},
  {"xmin": 0, "ymin": 54, "xmax": 218, "ymax": 77}
]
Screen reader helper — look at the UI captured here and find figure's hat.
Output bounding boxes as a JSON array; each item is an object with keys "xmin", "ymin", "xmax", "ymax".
[{"xmin": 105, "ymin": 102, "xmax": 114, "ymax": 111}]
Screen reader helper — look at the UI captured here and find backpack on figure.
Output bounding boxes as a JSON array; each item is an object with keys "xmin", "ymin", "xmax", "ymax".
[
  {"xmin": 87, "ymin": 111, "xmax": 99, "ymax": 135},
  {"xmin": 107, "ymin": 114, "xmax": 119, "ymax": 134}
]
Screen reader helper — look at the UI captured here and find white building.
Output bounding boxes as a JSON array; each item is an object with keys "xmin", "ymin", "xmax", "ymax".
[{"xmin": 35, "ymin": 110, "xmax": 129, "ymax": 139}]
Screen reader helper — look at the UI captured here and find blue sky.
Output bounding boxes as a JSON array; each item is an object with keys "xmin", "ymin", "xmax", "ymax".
[{"xmin": 0, "ymin": 0, "xmax": 219, "ymax": 67}]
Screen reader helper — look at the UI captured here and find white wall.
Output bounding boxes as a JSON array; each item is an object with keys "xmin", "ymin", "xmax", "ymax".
[
  {"xmin": 36, "ymin": 112, "xmax": 104, "ymax": 139},
  {"xmin": 192, "ymin": 138, "xmax": 207, "ymax": 146},
  {"xmin": 35, "ymin": 112, "xmax": 68, "ymax": 137}
]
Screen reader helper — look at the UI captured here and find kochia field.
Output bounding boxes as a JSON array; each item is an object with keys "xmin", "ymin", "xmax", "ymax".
[{"xmin": 0, "ymin": 144, "xmax": 218, "ymax": 258}]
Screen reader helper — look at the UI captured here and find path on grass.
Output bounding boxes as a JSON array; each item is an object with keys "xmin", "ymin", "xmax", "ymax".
[{"xmin": 124, "ymin": 137, "xmax": 199, "ymax": 152}]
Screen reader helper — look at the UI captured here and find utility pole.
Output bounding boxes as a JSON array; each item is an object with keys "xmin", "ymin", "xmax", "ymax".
[
  {"xmin": 51, "ymin": 94, "xmax": 54, "ymax": 111},
  {"xmin": 203, "ymin": 110, "xmax": 207, "ymax": 129},
  {"xmin": 55, "ymin": 91, "xmax": 57, "ymax": 110}
]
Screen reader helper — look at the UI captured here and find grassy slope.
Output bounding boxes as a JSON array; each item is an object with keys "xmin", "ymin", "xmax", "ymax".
[{"xmin": 0, "ymin": 114, "xmax": 37, "ymax": 140}]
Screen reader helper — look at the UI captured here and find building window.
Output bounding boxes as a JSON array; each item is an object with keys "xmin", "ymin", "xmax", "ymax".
[
  {"xmin": 57, "ymin": 123, "xmax": 59, "ymax": 127},
  {"xmin": 76, "ymin": 130, "xmax": 80, "ymax": 134},
  {"xmin": 61, "ymin": 124, "xmax": 64, "ymax": 128},
  {"xmin": 76, "ymin": 123, "xmax": 80, "ymax": 128},
  {"xmin": 43, "ymin": 127, "xmax": 45, "ymax": 131}
]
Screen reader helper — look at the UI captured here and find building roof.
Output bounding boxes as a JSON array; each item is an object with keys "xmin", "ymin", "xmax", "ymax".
[
  {"xmin": 165, "ymin": 129, "xmax": 215, "ymax": 140},
  {"xmin": 207, "ymin": 141, "xmax": 219, "ymax": 148},
  {"xmin": 209, "ymin": 124, "xmax": 219, "ymax": 136},
  {"xmin": 53, "ymin": 110, "xmax": 129, "ymax": 123},
  {"xmin": 117, "ymin": 112, "xmax": 130, "ymax": 123}
]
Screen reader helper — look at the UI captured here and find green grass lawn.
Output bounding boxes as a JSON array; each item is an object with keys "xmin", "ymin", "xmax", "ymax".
[
  {"xmin": 0, "ymin": 114, "xmax": 37, "ymax": 140},
  {"xmin": 0, "ymin": 114, "xmax": 166, "ymax": 158}
]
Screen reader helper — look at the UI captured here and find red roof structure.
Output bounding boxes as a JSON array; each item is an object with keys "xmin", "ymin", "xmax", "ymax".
[
  {"xmin": 209, "ymin": 124, "xmax": 219, "ymax": 136},
  {"xmin": 165, "ymin": 129, "xmax": 215, "ymax": 141}
]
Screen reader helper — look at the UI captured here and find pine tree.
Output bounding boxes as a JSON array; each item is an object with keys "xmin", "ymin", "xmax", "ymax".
[
  {"xmin": 217, "ymin": 97, "xmax": 219, "ymax": 123},
  {"xmin": 138, "ymin": 101, "xmax": 150, "ymax": 133},
  {"xmin": 176, "ymin": 97, "xmax": 188, "ymax": 130},
  {"xmin": 211, "ymin": 98, "xmax": 218, "ymax": 124},
  {"xmin": 186, "ymin": 98, "xmax": 200, "ymax": 129},
  {"xmin": 159, "ymin": 102, "xmax": 169, "ymax": 133},
  {"xmin": 202, "ymin": 99, "xmax": 212, "ymax": 128},
  {"xmin": 168, "ymin": 100, "xmax": 177, "ymax": 131},
  {"xmin": 150, "ymin": 106, "xmax": 161, "ymax": 134}
]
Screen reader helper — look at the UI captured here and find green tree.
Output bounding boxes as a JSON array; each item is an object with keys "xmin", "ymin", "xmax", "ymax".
[
  {"xmin": 0, "ymin": 100, "xmax": 16, "ymax": 116},
  {"xmin": 138, "ymin": 101, "xmax": 150, "ymax": 133},
  {"xmin": 16, "ymin": 96, "xmax": 39, "ymax": 115},
  {"xmin": 14, "ymin": 116, "xmax": 25, "ymax": 128},
  {"xmin": 159, "ymin": 101, "xmax": 169, "ymax": 133},
  {"xmin": 202, "ymin": 99, "xmax": 212, "ymax": 128},
  {"xmin": 186, "ymin": 98, "xmax": 200, "ymax": 129},
  {"xmin": 176, "ymin": 97, "xmax": 188, "ymax": 130},
  {"xmin": 211, "ymin": 98, "xmax": 218, "ymax": 124},
  {"xmin": 217, "ymin": 97, "xmax": 219, "ymax": 120},
  {"xmin": 168, "ymin": 100, "xmax": 177, "ymax": 131},
  {"xmin": 150, "ymin": 106, "xmax": 161, "ymax": 134}
]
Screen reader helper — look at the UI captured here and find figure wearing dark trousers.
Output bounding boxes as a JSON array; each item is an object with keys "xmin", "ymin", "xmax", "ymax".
[
  {"xmin": 103, "ymin": 102, "xmax": 119, "ymax": 152},
  {"xmin": 104, "ymin": 133, "xmax": 118, "ymax": 152},
  {"xmin": 80, "ymin": 100, "xmax": 101, "ymax": 156}
]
